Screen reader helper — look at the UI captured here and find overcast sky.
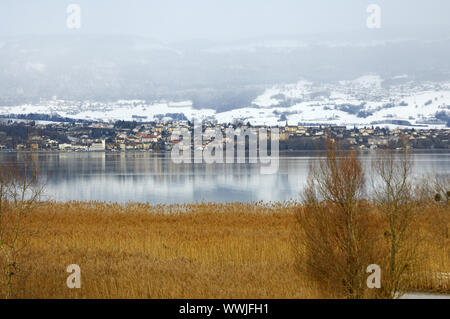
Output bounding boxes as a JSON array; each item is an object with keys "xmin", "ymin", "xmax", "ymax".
[{"xmin": 0, "ymin": 0, "xmax": 449, "ymax": 41}]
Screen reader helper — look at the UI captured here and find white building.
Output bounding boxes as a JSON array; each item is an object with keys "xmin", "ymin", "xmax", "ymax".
[
  {"xmin": 89, "ymin": 140, "xmax": 106, "ymax": 151},
  {"xmin": 59, "ymin": 143, "xmax": 72, "ymax": 151}
]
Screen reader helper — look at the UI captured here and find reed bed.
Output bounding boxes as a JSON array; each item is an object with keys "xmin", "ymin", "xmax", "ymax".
[{"xmin": 1, "ymin": 200, "xmax": 447, "ymax": 299}]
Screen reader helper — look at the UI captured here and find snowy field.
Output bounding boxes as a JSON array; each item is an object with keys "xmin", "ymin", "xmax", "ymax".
[{"xmin": 1, "ymin": 75, "xmax": 450, "ymax": 128}]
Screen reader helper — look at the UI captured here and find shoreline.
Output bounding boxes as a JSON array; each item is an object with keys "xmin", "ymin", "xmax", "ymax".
[{"xmin": 2, "ymin": 149, "xmax": 450, "ymax": 154}]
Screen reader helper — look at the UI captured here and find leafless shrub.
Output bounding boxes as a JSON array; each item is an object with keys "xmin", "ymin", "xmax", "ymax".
[
  {"xmin": 0, "ymin": 152, "xmax": 44, "ymax": 298},
  {"xmin": 432, "ymin": 174, "xmax": 450, "ymax": 204},
  {"xmin": 296, "ymin": 140, "xmax": 376, "ymax": 298},
  {"xmin": 371, "ymin": 146, "xmax": 418, "ymax": 298},
  {"xmin": 414, "ymin": 173, "xmax": 449, "ymax": 242}
]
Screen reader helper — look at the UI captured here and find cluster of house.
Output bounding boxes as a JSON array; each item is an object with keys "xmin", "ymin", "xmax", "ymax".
[
  {"xmin": 281, "ymin": 124, "xmax": 450, "ymax": 149},
  {"xmin": 55, "ymin": 122, "xmax": 167, "ymax": 152},
  {"xmin": 1, "ymin": 120, "xmax": 450, "ymax": 152}
]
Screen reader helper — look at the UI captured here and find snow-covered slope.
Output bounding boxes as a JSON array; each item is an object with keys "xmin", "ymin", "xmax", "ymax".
[
  {"xmin": 0, "ymin": 100, "xmax": 215, "ymax": 123},
  {"xmin": 1, "ymin": 75, "xmax": 450, "ymax": 128},
  {"xmin": 217, "ymin": 75, "xmax": 450, "ymax": 128}
]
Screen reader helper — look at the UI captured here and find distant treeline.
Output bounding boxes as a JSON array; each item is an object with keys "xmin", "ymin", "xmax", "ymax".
[
  {"xmin": 0, "ymin": 113, "xmax": 88, "ymax": 123},
  {"xmin": 0, "ymin": 122, "xmax": 70, "ymax": 146},
  {"xmin": 280, "ymin": 136, "xmax": 450, "ymax": 150}
]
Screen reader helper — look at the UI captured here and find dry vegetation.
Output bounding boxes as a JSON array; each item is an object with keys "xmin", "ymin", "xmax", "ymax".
[
  {"xmin": 296, "ymin": 141, "xmax": 449, "ymax": 298},
  {"xmin": 0, "ymin": 198, "xmax": 446, "ymax": 299},
  {"xmin": 9, "ymin": 201, "xmax": 309, "ymax": 299},
  {"xmin": 0, "ymin": 146, "xmax": 448, "ymax": 299}
]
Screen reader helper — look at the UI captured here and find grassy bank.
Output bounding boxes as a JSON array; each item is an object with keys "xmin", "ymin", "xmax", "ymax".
[{"xmin": 3, "ymin": 200, "xmax": 448, "ymax": 299}]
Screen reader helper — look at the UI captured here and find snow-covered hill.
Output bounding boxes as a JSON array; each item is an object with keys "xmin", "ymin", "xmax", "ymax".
[
  {"xmin": 1, "ymin": 75, "xmax": 450, "ymax": 129},
  {"xmin": 216, "ymin": 75, "xmax": 450, "ymax": 128}
]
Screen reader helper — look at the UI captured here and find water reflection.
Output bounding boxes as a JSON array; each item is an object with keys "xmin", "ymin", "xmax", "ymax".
[{"xmin": 0, "ymin": 151, "xmax": 448, "ymax": 204}]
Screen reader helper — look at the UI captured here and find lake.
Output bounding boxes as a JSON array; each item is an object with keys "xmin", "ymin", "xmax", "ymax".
[{"xmin": 1, "ymin": 151, "xmax": 449, "ymax": 204}]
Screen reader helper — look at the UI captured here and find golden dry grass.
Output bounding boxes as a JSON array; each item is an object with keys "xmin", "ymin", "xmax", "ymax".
[{"xmin": 1, "ymin": 201, "xmax": 449, "ymax": 299}]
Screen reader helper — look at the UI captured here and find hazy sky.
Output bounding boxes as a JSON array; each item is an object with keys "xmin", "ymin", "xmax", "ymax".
[{"xmin": 0, "ymin": 0, "xmax": 449, "ymax": 41}]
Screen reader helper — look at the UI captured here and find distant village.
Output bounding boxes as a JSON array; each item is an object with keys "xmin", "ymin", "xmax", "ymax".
[{"xmin": 0, "ymin": 119, "xmax": 449, "ymax": 152}]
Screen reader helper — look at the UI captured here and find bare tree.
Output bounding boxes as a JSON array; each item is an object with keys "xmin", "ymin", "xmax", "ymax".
[
  {"xmin": 0, "ymin": 152, "xmax": 44, "ymax": 298},
  {"xmin": 371, "ymin": 144, "xmax": 417, "ymax": 298},
  {"xmin": 297, "ymin": 141, "xmax": 374, "ymax": 298}
]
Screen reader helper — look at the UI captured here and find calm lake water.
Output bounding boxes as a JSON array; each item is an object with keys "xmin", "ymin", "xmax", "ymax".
[{"xmin": 1, "ymin": 151, "xmax": 449, "ymax": 204}]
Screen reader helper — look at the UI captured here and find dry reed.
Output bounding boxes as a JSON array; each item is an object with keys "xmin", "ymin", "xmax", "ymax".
[{"xmin": 0, "ymin": 200, "xmax": 447, "ymax": 299}]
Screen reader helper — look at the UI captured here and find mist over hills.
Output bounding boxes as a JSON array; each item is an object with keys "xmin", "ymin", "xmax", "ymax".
[
  {"xmin": 0, "ymin": 27, "xmax": 450, "ymax": 129},
  {"xmin": 1, "ymin": 26, "xmax": 450, "ymax": 113}
]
